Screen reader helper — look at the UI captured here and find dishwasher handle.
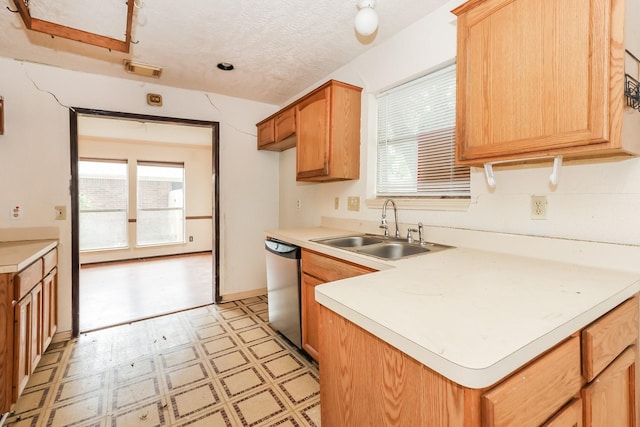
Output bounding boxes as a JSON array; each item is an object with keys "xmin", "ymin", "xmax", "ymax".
[{"xmin": 265, "ymin": 238, "xmax": 301, "ymax": 259}]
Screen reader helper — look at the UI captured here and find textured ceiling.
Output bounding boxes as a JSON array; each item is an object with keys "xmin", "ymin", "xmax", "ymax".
[{"xmin": 0, "ymin": 0, "xmax": 450, "ymax": 105}]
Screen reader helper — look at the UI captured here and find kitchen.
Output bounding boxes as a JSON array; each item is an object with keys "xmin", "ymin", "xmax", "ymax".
[{"xmin": 1, "ymin": 0, "xmax": 640, "ymax": 425}]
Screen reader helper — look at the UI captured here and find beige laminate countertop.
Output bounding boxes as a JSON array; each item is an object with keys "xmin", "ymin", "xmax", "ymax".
[
  {"xmin": 266, "ymin": 227, "xmax": 640, "ymax": 389},
  {"xmin": 0, "ymin": 240, "xmax": 58, "ymax": 274}
]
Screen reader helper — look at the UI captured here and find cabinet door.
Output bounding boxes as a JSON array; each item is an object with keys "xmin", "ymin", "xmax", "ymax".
[
  {"xmin": 301, "ymin": 273, "xmax": 323, "ymax": 361},
  {"xmin": 30, "ymin": 282, "xmax": 43, "ymax": 372},
  {"xmin": 13, "ymin": 293, "xmax": 32, "ymax": 401},
  {"xmin": 42, "ymin": 269, "xmax": 57, "ymax": 351},
  {"xmin": 454, "ymin": 0, "xmax": 610, "ymax": 164},
  {"xmin": 582, "ymin": 295, "xmax": 638, "ymax": 382},
  {"xmin": 274, "ymin": 107, "xmax": 295, "ymax": 142},
  {"xmin": 257, "ymin": 119, "xmax": 275, "ymax": 148},
  {"xmin": 296, "ymin": 87, "xmax": 330, "ymax": 180},
  {"xmin": 582, "ymin": 346, "xmax": 637, "ymax": 427}
]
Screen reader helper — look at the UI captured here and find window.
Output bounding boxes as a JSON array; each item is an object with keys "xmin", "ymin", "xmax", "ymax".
[
  {"xmin": 376, "ymin": 64, "xmax": 469, "ymax": 198},
  {"xmin": 78, "ymin": 159, "xmax": 128, "ymax": 251},
  {"xmin": 136, "ymin": 162, "xmax": 185, "ymax": 246}
]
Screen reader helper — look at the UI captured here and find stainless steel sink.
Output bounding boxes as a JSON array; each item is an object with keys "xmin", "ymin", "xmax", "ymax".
[
  {"xmin": 314, "ymin": 235, "xmax": 383, "ymax": 248},
  {"xmin": 355, "ymin": 242, "xmax": 429, "ymax": 259},
  {"xmin": 312, "ymin": 234, "xmax": 451, "ymax": 260}
]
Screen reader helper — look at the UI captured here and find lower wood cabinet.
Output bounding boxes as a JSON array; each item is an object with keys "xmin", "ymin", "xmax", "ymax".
[
  {"xmin": 1, "ymin": 245, "xmax": 58, "ymax": 414},
  {"xmin": 301, "ymin": 249, "xmax": 375, "ymax": 362},
  {"xmin": 319, "ymin": 294, "xmax": 639, "ymax": 426}
]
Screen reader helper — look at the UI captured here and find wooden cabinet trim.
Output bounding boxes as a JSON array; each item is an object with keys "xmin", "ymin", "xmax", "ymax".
[{"xmin": 582, "ymin": 295, "xmax": 639, "ymax": 382}]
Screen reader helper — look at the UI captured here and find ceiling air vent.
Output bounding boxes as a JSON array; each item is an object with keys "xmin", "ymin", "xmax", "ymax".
[{"xmin": 123, "ymin": 60, "xmax": 163, "ymax": 78}]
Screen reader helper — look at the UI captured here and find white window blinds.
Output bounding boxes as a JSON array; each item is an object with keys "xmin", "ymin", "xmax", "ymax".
[{"xmin": 376, "ymin": 64, "xmax": 470, "ymax": 197}]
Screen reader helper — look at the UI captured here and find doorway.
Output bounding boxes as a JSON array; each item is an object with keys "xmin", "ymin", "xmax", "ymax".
[{"xmin": 69, "ymin": 109, "xmax": 220, "ymax": 336}]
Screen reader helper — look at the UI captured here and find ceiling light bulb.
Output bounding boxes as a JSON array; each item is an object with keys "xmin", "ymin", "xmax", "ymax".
[{"xmin": 355, "ymin": 3, "xmax": 378, "ymax": 36}]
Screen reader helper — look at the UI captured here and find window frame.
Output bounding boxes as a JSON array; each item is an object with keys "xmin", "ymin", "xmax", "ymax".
[
  {"xmin": 135, "ymin": 160, "xmax": 186, "ymax": 247},
  {"xmin": 369, "ymin": 62, "xmax": 471, "ymax": 211}
]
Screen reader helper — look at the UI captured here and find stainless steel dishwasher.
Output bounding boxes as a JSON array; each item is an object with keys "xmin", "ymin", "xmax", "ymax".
[{"xmin": 265, "ymin": 238, "xmax": 302, "ymax": 349}]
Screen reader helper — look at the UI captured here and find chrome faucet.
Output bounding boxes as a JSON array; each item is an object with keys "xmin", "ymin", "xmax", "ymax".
[
  {"xmin": 380, "ymin": 198, "xmax": 401, "ymax": 238},
  {"xmin": 407, "ymin": 222, "xmax": 426, "ymax": 244},
  {"xmin": 418, "ymin": 222, "xmax": 425, "ymax": 245}
]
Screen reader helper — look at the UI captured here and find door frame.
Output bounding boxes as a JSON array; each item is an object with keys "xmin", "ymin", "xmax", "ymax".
[{"xmin": 69, "ymin": 108, "xmax": 221, "ymax": 337}]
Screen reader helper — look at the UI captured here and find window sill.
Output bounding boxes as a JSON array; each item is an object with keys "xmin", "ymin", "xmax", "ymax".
[{"xmin": 365, "ymin": 197, "xmax": 470, "ymax": 212}]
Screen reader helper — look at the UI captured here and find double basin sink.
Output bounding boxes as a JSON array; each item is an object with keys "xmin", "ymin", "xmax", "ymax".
[{"xmin": 312, "ymin": 234, "xmax": 452, "ymax": 260}]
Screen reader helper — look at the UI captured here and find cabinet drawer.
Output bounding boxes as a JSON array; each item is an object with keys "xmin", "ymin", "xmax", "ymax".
[
  {"xmin": 43, "ymin": 248, "xmax": 57, "ymax": 276},
  {"xmin": 301, "ymin": 249, "xmax": 374, "ymax": 282},
  {"xmin": 582, "ymin": 296, "xmax": 639, "ymax": 382},
  {"xmin": 14, "ymin": 258, "xmax": 43, "ymax": 301},
  {"xmin": 482, "ymin": 335, "xmax": 582, "ymax": 427}
]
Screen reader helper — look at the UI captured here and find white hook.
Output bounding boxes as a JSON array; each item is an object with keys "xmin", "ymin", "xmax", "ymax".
[
  {"xmin": 483, "ymin": 155, "xmax": 563, "ymax": 188},
  {"xmin": 484, "ymin": 163, "xmax": 496, "ymax": 188},
  {"xmin": 549, "ymin": 155, "xmax": 563, "ymax": 186}
]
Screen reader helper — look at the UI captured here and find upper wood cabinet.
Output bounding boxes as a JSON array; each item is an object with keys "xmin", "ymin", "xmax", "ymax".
[
  {"xmin": 256, "ymin": 107, "xmax": 296, "ymax": 151},
  {"xmin": 256, "ymin": 80, "xmax": 363, "ymax": 182},
  {"xmin": 296, "ymin": 80, "xmax": 362, "ymax": 182},
  {"xmin": 453, "ymin": 0, "xmax": 640, "ymax": 165}
]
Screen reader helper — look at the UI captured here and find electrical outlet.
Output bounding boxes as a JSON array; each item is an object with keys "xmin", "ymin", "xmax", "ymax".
[
  {"xmin": 531, "ymin": 195, "xmax": 548, "ymax": 219},
  {"xmin": 189, "ymin": 236, "xmax": 194, "ymax": 242},
  {"xmin": 296, "ymin": 200, "xmax": 302, "ymax": 209},
  {"xmin": 347, "ymin": 196, "xmax": 360, "ymax": 212},
  {"xmin": 334, "ymin": 197, "xmax": 339, "ymax": 210},
  {"xmin": 10, "ymin": 205, "xmax": 22, "ymax": 220}
]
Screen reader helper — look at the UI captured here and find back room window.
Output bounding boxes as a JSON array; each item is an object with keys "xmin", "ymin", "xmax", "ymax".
[
  {"xmin": 136, "ymin": 161, "xmax": 185, "ymax": 246},
  {"xmin": 78, "ymin": 159, "xmax": 129, "ymax": 251}
]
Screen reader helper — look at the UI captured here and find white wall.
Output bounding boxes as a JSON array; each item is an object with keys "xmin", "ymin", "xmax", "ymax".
[
  {"xmin": 278, "ymin": 0, "xmax": 640, "ymax": 247},
  {"xmin": 0, "ymin": 57, "xmax": 280, "ymax": 334}
]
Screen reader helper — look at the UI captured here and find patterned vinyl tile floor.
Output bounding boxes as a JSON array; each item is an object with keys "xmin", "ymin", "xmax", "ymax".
[{"xmin": 5, "ymin": 296, "xmax": 321, "ymax": 427}]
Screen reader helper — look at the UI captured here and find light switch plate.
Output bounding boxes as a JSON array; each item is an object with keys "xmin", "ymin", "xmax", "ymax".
[
  {"xmin": 347, "ymin": 196, "xmax": 360, "ymax": 212},
  {"xmin": 54, "ymin": 205, "xmax": 66, "ymax": 220}
]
